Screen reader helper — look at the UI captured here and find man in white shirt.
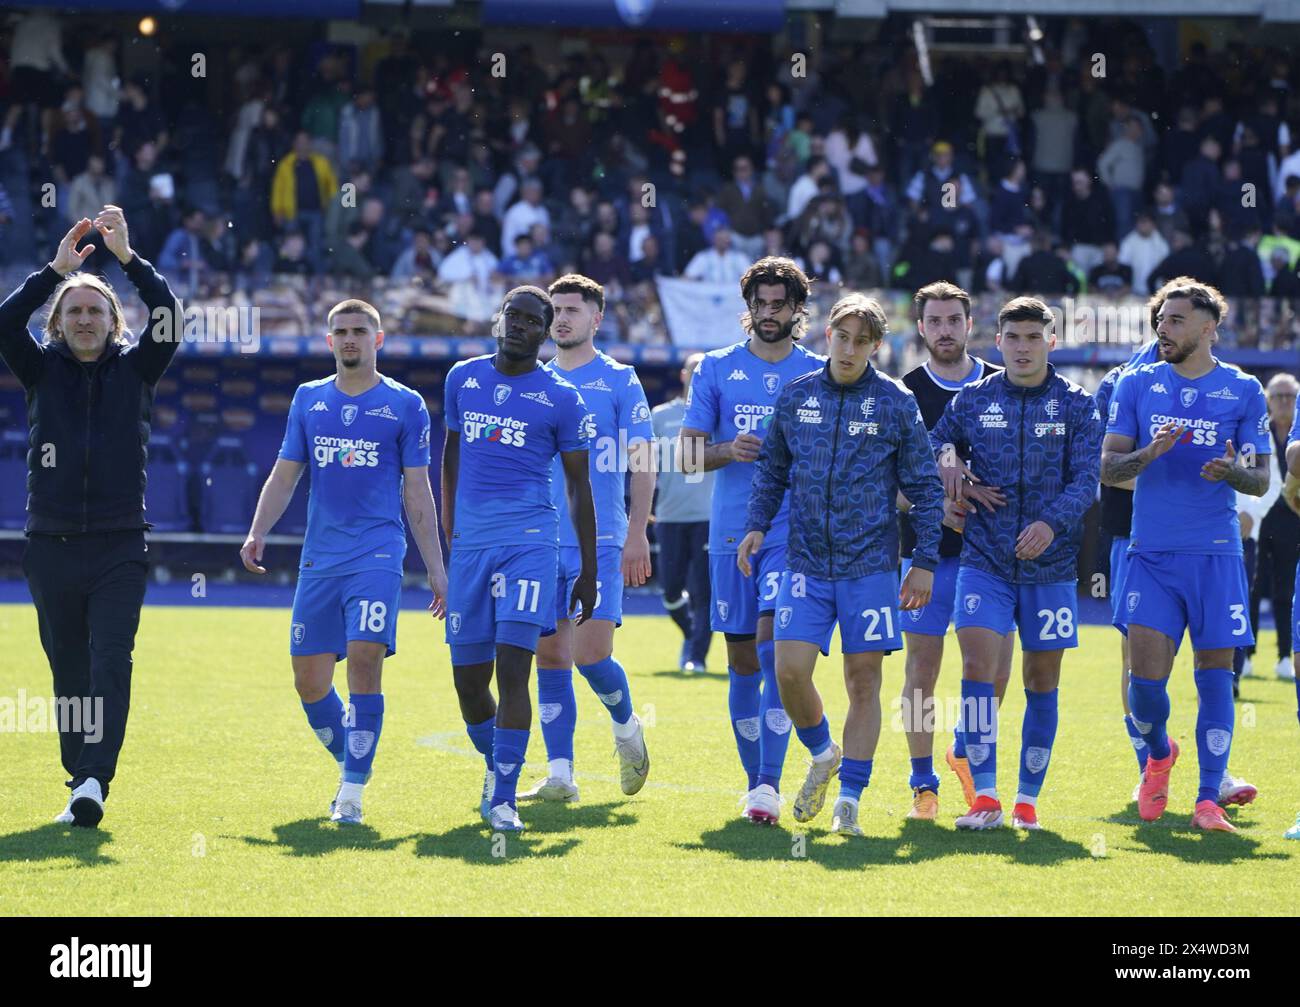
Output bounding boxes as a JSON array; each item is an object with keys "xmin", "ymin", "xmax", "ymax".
[
  {"xmin": 684, "ymin": 228, "xmax": 749, "ymax": 285},
  {"xmin": 1117, "ymin": 212, "xmax": 1170, "ymax": 296},
  {"xmin": 500, "ymin": 177, "xmax": 550, "ymax": 255},
  {"xmin": 437, "ymin": 230, "xmax": 499, "ymax": 290}
]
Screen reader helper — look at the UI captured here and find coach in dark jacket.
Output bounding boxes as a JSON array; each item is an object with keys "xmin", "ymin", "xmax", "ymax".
[{"xmin": 0, "ymin": 208, "xmax": 182, "ymax": 828}]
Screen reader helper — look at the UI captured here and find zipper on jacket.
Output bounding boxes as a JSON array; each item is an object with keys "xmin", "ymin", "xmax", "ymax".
[
  {"xmin": 81, "ymin": 362, "xmax": 96, "ymax": 532},
  {"xmin": 827, "ymin": 382, "xmax": 845, "ymax": 579},
  {"xmin": 1015, "ymin": 387, "xmax": 1025, "ymax": 581}
]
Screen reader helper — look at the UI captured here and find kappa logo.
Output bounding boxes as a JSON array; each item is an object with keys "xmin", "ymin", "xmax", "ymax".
[
  {"xmin": 364, "ymin": 403, "xmax": 400, "ymax": 421},
  {"xmin": 966, "ymin": 743, "xmax": 990, "ymax": 767},
  {"xmin": 539, "ymin": 702, "xmax": 562, "ymax": 725},
  {"xmin": 762, "ymin": 373, "xmax": 780, "ymax": 395},
  {"xmin": 735, "ymin": 716, "xmax": 761, "ymax": 742},
  {"xmin": 1126, "ymin": 591, "xmax": 1141, "ymax": 613},
  {"xmin": 979, "ymin": 402, "xmax": 1007, "ymax": 428},
  {"xmin": 1206, "ymin": 728, "xmax": 1231, "ymax": 757},
  {"xmin": 449, "ymin": 612, "xmax": 462, "ymax": 635},
  {"xmin": 1025, "ymin": 746, "xmax": 1051, "ymax": 773},
  {"xmin": 777, "ymin": 605, "xmax": 793, "ymax": 629},
  {"xmin": 598, "ymin": 690, "xmax": 624, "ymax": 708},
  {"xmin": 1180, "ymin": 388, "xmax": 1199, "ymax": 408},
  {"xmin": 716, "ymin": 600, "xmax": 730, "ymax": 621},
  {"xmin": 341, "ymin": 404, "xmax": 358, "ymax": 427},
  {"xmin": 964, "ymin": 594, "xmax": 981, "ymax": 614},
  {"xmin": 464, "ymin": 376, "xmax": 480, "ymax": 388},
  {"xmin": 292, "ymin": 622, "xmax": 305, "ymax": 644},
  {"xmin": 494, "ymin": 384, "xmax": 512, "ymax": 406},
  {"xmin": 1207, "ymin": 387, "xmax": 1238, "ymax": 401},
  {"xmin": 582, "ymin": 377, "xmax": 613, "ymax": 392},
  {"xmin": 727, "ymin": 368, "xmax": 747, "ymax": 381},
  {"xmin": 1150, "ymin": 383, "xmax": 1167, "ymax": 394},
  {"xmin": 348, "ymin": 730, "xmax": 376, "ymax": 759},
  {"xmin": 985, "ymin": 401, "xmax": 1003, "ymax": 414},
  {"xmin": 309, "ymin": 400, "xmax": 329, "ymax": 412},
  {"xmin": 802, "ymin": 396, "xmax": 820, "ymax": 408},
  {"xmin": 765, "ymin": 708, "xmax": 792, "ymax": 735},
  {"xmin": 521, "ymin": 390, "xmax": 554, "ymax": 407}
]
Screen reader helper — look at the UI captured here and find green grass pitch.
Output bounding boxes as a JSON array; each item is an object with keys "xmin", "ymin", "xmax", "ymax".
[{"xmin": 1, "ymin": 603, "xmax": 1298, "ymax": 916}]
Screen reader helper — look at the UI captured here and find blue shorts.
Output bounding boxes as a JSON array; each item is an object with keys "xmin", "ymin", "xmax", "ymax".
[
  {"xmin": 1109, "ymin": 536, "xmax": 1132, "ymax": 630},
  {"xmin": 446, "ymin": 545, "xmax": 558, "ymax": 655},
  {"xmin": 1115, "ymin": 551, "xmax": 1253, "ymax": 652},
  {"xmin": 1293, "ymin": 564, "xmax": 1300, "ymax": 652},
  {"xmin": 899, "ymin": 555, "xmax": 960, "ymax": 637},
  {"xmin": 774, "ymin": 569, "xmax": 902, "ymax": 655},
  {"xmin": 953, "ymin": 566, "xmax": 1079, "ymax": 651},
  {"xmin": 710, "ymin": 544, "xmax": 786, "ymax": 635},
  {"xmin": 291, "ymin": 569, "xmax": 402, "ymax": 662},
  {"xmin": 554, "ymin": 545, "xmax": 624, "ymax": 626}
]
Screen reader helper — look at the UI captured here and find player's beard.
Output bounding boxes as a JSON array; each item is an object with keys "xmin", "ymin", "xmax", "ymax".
[
  {"xmin": 499, "ymin": 335, "xmax": 535, "ymax": 362},
  {"xmin": 339, "ymin": 350, "xmax": 362, "ymax": 369},
  {"xmin": 752, "ymin": 315, "xmax": 795, "ymax": 344},
  {"xmin": 1157, "ymin": 337, "xmax": 1195, "ymax": 364},
  {"xmin": 552, "ymin": 324, "xmax": 594, "ymax": 350},
  {"xmin": 924, "ymin": 334, "xmax": 965, "ymax": 365}
]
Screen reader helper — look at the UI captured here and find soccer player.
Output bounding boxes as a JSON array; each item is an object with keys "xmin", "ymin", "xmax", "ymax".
[
  {"xmin": 680, "ymin": 257, "xmax": 824, "ymax": 823},
  {"xmin": 897, "ymin": 281, "xmax": 1014, "ymax": 820},
  {"xmin": 932, "ymin": 296, "xmax": 1103, "ymax": 830},
  {"xmin": 738, "ymin": 294, "xmax": 943, "ymax": 836},
  {"xmin": 241, "ymin": 299, "xmax": 447, "ymax": 826},
  {"xmin": 1102, "ymin": 280, "xmax": 1273, "ymax": 832},
  {"xmin": 1284, "ymin": 410, "xmax": 1300, "ymax": 839},
  {"xmin": 441, "ymin": 286, "xmax": 598, "ymax": 833},
  {"xmin": 520, "ymin": 274, "xmax": 653, "ymax": 803}
]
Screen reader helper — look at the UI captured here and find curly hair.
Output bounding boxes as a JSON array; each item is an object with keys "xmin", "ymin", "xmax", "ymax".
[
  {"xmin": 738, "ymin": 256, "xmax": 811, "ymax": 340},
  {"xmin": 43, "ymin": 273, "xmax": 129, "ymax": 347}
]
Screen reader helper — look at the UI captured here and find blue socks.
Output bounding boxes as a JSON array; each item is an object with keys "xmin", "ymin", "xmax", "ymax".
[
  {"xmin": 728, "ymin": 667, "xmax": 761, "ymax": 790},
  {"xmin": 342, "ymin": 693, "xmax": 384, "ymax": 785},
  {"xmin": 302, "ymin": 687, "xmax": 346, "ymax": 765},
  {"xmin": 952, "ymin": 718, "xmax": 966, "ymax": 759},
  {"xmin": 961, "ymin": 679, "xmax": 997, "ymax": 796},
  {"xmin": 839, "ymin": 757, "xmax": 872, "ymax": 802},
  {"xmin": 795, "ymin": 715, "xmax": 832, "ymax": 758},
  {"xmin": 579, "ymin": 655, "xmax": 634, "ymax": 725},
  {"xmin": 537, "ymin": 667, "xmax": 577, "ymax": 763},
  {"xmin": 466, "ymin": 715, "xmax": 496, "ymax": 772},
  {"xmin": 756, "ymin": 640, "xmax": 790, "ymax": 791},
  {"xmin": 493, "ymin": 727, "xmax": 530, "ymax": 808},
  {"xmin": 1123, "ymin": 713, "xmax": 1148, "ymax": 774},
  {"xmin": 909, "ymin": 756, "xmax": 939, "ymax": 793},
  {"xmin": 1128, "ymin": 675, "xmax": 1171, "ymax": 760},
  {"xmin": 1017, "ymin": 688, "xmax": 1058, "ymax": 802},
  {"xmin": 1194, "ymin": 668, "xmax": 1234, "ymax": 805}
]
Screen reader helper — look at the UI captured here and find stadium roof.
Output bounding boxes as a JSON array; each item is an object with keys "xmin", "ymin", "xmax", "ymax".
[{"xmin": 803, "ymin": 0, "xmax": 1300, "ymax": 19}]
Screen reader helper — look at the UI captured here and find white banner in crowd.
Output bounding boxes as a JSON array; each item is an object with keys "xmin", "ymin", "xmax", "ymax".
[{"xmin": 655, "ymin": 277, "xmax": 748, "ymax": 349}]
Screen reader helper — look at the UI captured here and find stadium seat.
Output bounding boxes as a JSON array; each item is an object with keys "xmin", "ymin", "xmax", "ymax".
[
  {"xmin": 0, "ymin": 429, "xmax": 28, "ymax": 530},
  {"xmin": 199, "ymin": 436, "xmax": 260, "ymax": 534},
  {"xmin": 145, "ymin": 435, "xmax": 193, "ymax": 532}
]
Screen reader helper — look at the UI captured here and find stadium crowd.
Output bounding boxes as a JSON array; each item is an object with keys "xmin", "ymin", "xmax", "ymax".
[{"xmin": 1, "ymin": 13, "xmax": 1299, "ymax": 346}]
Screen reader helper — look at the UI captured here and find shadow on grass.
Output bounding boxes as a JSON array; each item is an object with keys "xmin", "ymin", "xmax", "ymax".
[
  {"xmin": 238, "ymin": 818, "xmax": 417, "ymax": 857},
  {"xmin": 675, "ymin": 815, "xmax": 1092, "ymax": 869},
  {"xmin": 0, "ymin": 822, "xmax": 116, "ymax": 866},
  {"xmin": 1103, "ymin": 805, "xmax": 1288, "ymax": 864},
  {"xmin": 412, "ymin": 802, "xmax": 635, "ymax": 863},
  {"xmin": 649, "ymin": 669, "xmax": 725, "ymax": 681}
]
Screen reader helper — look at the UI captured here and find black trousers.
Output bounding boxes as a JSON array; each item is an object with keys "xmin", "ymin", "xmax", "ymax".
[
  {"xmin": 656, "ymin": 521, "xmax": 712, "ymax": 664},
  {"xmin": 1234, "ymin": 539, "xmax": 1258, "ymax": 680},
  {"xmin": 1249, "ymin": 527, "xmax": 1299, "ymax": 660},
  {"xmin": 23, "ymin": 530, "xmax": 149, "ymax": 797}
]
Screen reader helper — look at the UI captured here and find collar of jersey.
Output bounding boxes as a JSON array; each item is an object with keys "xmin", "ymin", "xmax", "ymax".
[
  {"xmin": 818, "ymin": 359, "xmax": 875, "ymax": 393},
  {"xmin": 998, "ymin": 362, "xmax": 1056, "ymax": 397}
]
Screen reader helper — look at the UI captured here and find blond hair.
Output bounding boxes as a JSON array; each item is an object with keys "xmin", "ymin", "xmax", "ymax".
[
  {"xmin": 44, "ymin": 273, "xmax": 129, "ymax": 347},
  {"xmin": 827, "ymin": 292, "xmax": 888, "ymax": 342}
]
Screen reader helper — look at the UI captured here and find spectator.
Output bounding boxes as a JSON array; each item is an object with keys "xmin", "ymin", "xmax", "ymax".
[
  {"xmin": 844, "ymin": 229, "xmax": 883, "ymax": 288},
  {"xmin": 272, "ymin": 230, "xmax": 311, "ymax": 276},
  {"xmin": 1216, "ymin": 228, "xmax": 1266, "ymax": 298},
  {"xmin": 67, "ymin": 154, "xmax": 117, "ymax": 233},
  {"xmin": 890, "ymin": 70, "xmax": 939, "ymax": 190},
  {"xmin": 324, "ymin": 169, "xmax": 372, "ymax": 249},
  {"xmin": 1088, "ymin": 242, "xmax": 1133, "ymax": 296},
  {"xmin": 128, "ymin": 169, "xmax": 177, "ymax": 265},
  {"xmin": 974, "ymin": 61, "xmax": 1025, "ymax": 180},
  {"xmin": 675, "ymin": 200, "xmax": 711, "ymax": 272},
  {"xmin": 798, "ymin": 238, "xmax": 843, "ymax": 286},
  {"xmin": 270, "ymin": 131, "xmax": 337, "ymax": 269},
  {"xmin": 498, "ymin": 233, "xmax": 554, "ymax": 284},
  {"xmin": 1012, "ymin": 229, "xmax": 1076, "ymax": 295},
  {"xmin": 906, "ymin": 141, "xmax": 977, "ymax": 216},
  {"xmin": 989, "ymin": 159, "xmax": 1031, "ymax": 236},
  {"xmin": 717, "ymin": 155, "xmax": 775, "ymax": 259},
  {"xmin": 111, "ymin": 77, "xmax": 168, "ymax": 179},
  {"xmin": 1030, "ymin": 90, "xmax": 1077, "ymax": 223},
  {"xmin": 858, "ymin": 163, "xmax": 901, "ymax": 276},
  {"xmin": 683, "ymin": 226, "xmax": 748, "ymax": 284},
  {"xmin": 583, "ymin": 231, "xmax": 632, "ymax": 291},
  {"xmin": 972, "ymin": 234, "xmax": 1009, "ymax": 294},
  {"xmin": 1215, "ymin": 160, "xmax": 1258, "ymax": 237},
  {"xmin": 200, "ymin": 212, "xmax": 236, "ymax": 276},
  {"xmin": 501, "ymin": 177, "xmax": 551, "ymax": 256},
  {"xmin": 1097, "ymin": 116, "xmax": 1145, "ymax": 237},
  {"xmin": 1118, "ymin": 211, "xmax": 1170, "ymax": 296},
  {"xmin": 629, "ymin": 233, "xmax": 671, "ymax": 284},
  {"xmin": 1268, "ymin": 249, "xmax": 1300, "ymax": 297},
  {"xmin": 1148, "ymin": 230, "xmax": 1218, "ymax": 291},
  {"xmin": 1180, "ymin": 135, "xmax": 1222, "ymax": 231},
  {"xmin": 358, "ymin": 196, "xmax": 401, "ymax": 274},
  {"xmin": 327, "ymin": 223, "xmax": 374, "ymax": 280},
  {"xmin": 713, "ymin": 59, "xmax": 760, "ymax": 166},
  {"xmin": 9, "ymin": 10, "xmax": 73, "ymax": 151},
  {"xmin": 905, "ymin": 228, "xmax": 960, "ymax": 291},
  {"xmin": 48, "ymin": 88, "xmax": 102, "ymax": 190},
  {"xmin": 390, "ymin": 228, "xmax": 440, "ymax": 282},
  {"xmin": 1158, "ymin": 105, "xmax": 1201, "ymax": 188},
  {"xmin": 82, "ymin": 39, "xmax": 121, "ymax": 134},
  {"xmin": 158, "ymin": 207, "xmax": 209, "ymax": 292},
  {"xmin": 234, "ymin": 236, "xmax": 274, "ymax": 291},
  {"xmin": 786, "ymin": 154, "xmax": 832, "ymax": 223},
  {"xmin": 390, "ymin": 156, "xmax": 439, "ymax": 230},
  {"xmin": 1060, "ymin": 168, "xmax": 1114, "ymax": 273},
  {"xmin": 1275, "ymin": 175, "xmax": 1300, "ymax": 240},
  {"xmin": 825, "ymin": 113, "xmax": 878, "ymax": 201},
  {"xmin": 437, "ymin": 230, "xmax": 498, "ymax": 289},
  {"xmin": 301, "ymin": 70, "xmax": 350, "ymax": 163},
  {"xmin": 337, "ymin": 86, "xmax": 384, "ymax": 175},
  {"xmin": 1151, "ymin": 181, "xmax": 1190, "ymax": 246},
  {"xmin": 795, "ymin": 194, "xmax": 854, "ymax": 260},
  {"xmin": 435, "ymin": 165, "xmax": 475, "ymax": 222}
]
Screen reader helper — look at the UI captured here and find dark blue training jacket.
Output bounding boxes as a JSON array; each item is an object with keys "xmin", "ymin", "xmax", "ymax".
[
  {"xmin": 746, "ymin": 361, "xmax": 943, "ymax": 579},
  {"xmin": 930, "ymin": 363, "xmax": 1103, "ymax": 584}
]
